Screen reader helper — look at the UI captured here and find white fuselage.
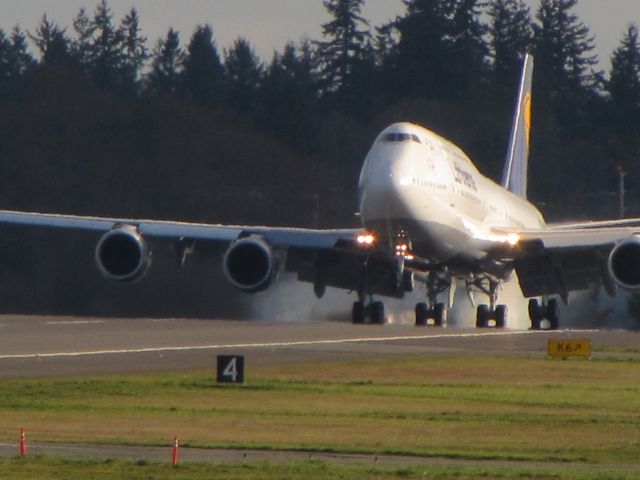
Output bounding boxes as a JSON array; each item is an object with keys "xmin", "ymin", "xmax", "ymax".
[{"xmin": 358, "ymin": 123, "xmax": 545, "ymax": 261}]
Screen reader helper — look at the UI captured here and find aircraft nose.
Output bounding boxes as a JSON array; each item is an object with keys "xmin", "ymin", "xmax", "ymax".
[
  {"xmin": 366, "ymin": 146, "xmax": 410, "ymax": 187},
  {"xmin": 359, "ymin": 146, "xmax": 412, "ymax": 219}
]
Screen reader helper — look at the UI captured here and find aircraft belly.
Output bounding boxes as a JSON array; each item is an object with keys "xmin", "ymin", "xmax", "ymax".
[
  {"xmin": 363, "ymin": 215, "xmax": 473, "ymax": 261},
  {"xmin": 361, "ymin": 185, "xmax": 475, "ymax": 261}
]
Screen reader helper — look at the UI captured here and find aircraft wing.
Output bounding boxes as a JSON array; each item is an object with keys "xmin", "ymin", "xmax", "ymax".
[
  {"xmin": 0, "ymin": 209, "xmax": 360, "ymax": 249},
  {"xmin": 491, "ymin": 222, "xmax": 640, "ymax": 299},
  {"xmin": 0, "ymin": 208, "xmax": 406, "ymax": 297}
]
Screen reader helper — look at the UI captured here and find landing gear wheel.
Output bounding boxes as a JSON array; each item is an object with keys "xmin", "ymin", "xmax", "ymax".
[
  {"xmin": 476, "ymin": 305, "xmax": 490, "ymax": 328},
  {"xmin": 415, "ymin": 303, "xmax": 428, "ymax": 326},
  {"xmin": 370, "ymin": 301, "xmax": 385, "ymax": 325},
  {"xmin": 528, "ymin": 298, "xmax": 561, "ymax": 330},
  {"xmin": 352, "ymin": 301, "xmax": 365, "ymax": 324},
  {"xmin": 528, "ymin": 299, "xmax": 540, "ymax": 324},
  {"xmin": 546, "ymin": 298, "xmax": 559, "ymax": 330},
  {"xmin": 434, "ymin": 303, "xmax": 447, "ymax": 327},
  {"xmin": 495, "ymin": 304, "xmax": 508, "ymax": 328}
]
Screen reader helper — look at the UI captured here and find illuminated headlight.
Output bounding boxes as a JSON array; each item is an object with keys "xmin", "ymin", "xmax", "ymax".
[{"xmin": 357, "ymin": 233, "xmax": 376, "ymax": 246}]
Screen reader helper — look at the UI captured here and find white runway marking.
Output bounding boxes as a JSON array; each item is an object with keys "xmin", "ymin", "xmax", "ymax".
[
  {"xmin": 0, "ymin": 329, "xmax": 599, "ymax": 360},
  {"xmin": 45, "ymin": 320, "xmax": 106, "ymax": 325}
]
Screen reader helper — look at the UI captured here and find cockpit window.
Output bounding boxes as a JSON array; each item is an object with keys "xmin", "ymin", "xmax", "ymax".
[{"xmin": 382, "ymin": 133, "xmax": 421, "ymax": 144}]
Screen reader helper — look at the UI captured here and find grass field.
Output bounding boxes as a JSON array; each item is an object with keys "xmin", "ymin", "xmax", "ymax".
[
  {"xmin": 0, "ymin": 456, "xmax": 638, "ymax": 480},
  {"xmin": 0, "ymin": 352, "xmax": 639, "ymax": 478}
]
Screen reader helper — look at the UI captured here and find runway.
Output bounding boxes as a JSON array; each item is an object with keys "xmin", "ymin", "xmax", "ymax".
[{"xmin": 0, "ymin": 315, "xmax": 637, "ymax": 377}]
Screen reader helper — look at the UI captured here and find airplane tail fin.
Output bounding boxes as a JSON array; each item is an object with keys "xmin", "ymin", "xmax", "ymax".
[{"xmin": 501, "ymin": 53, "xmax": 534, "ymax": 199}]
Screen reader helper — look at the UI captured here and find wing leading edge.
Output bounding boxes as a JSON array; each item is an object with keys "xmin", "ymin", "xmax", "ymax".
[{"xmin": 0, "ymin": 209, "xmax": 360, "ymax": 250}]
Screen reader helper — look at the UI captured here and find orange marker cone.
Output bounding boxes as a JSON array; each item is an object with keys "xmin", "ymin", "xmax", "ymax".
[
  {"xmin": 19, "ymin": 428, "xmax": 26, "ymax": 456},
  {"xmin": 172, "ymin": 435, "xmax": 179, "ymax": 466}
]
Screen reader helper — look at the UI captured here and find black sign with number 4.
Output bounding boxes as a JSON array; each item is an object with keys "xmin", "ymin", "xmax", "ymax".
[{"xmin": 217, "ymin": 355, "xmax": 245, "ymax": 384}]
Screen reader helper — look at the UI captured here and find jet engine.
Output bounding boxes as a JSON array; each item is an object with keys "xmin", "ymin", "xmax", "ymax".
[
  {"xmin": 95, "ymin": 226, "xmax": 152, "ymax": 283},
  {"xmin": 223, "ymin": 236, "xmax": 279, "ymax": 293},
  {"xmin": 608, "ymin": 236, "xmax": 640, "ymax": 291}
]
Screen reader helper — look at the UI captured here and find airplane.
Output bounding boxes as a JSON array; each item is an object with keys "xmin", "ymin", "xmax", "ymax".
[{"xmin": 0, "ymin": 53, "xmax": 638, "ymax": 329}]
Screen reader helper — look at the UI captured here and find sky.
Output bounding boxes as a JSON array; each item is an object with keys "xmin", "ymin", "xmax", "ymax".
[{"xmin": 1, "ymin": 0, "xmax": 638, "ymax": 70}]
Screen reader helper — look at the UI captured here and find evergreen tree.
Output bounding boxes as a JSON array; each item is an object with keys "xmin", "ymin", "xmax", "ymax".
[
  {"xmin": 182, "ymin": 24, "xmax": 225, "ymax": 106},
  {"xmin": 258, "ymin": 42, "xmax": 319, "ymax": 150},
  {"xmin": 72, "ymin": 7, "xmax": 95, "ymax": 73},
  {"xmin": 393, "ymin": 0, "xmax": 454, "ymax": 98},
  {"xmin": 0, "ymin": 26, "xmax": 34, "ymax": 98},
  {"xmin": 8, "ymin": 27, "xmax": 35, "ymax": 77},
  {"xmin": 224, "ymin": 38, "xmax": 263, "ymax": 111},
  {"xmin": 120, "ymin": 8, "xmax": 148, "ymax": 93},
  {"xmin": 0, "ymin": 29, "xmax": 14, "ymax": 88},
  {"xmin": 373, "ymin": 22, "xmax": 397, "ymax": 65},
  {"xmin": 147, "ymin": 28, "xmax": 184, "ymax": 96},
  {"xmin": 607, "ymin": 24, "xmax": 640, "ymax": 138},
  {"xmin": 30, "ymin": 15, "xmax": 75, "ymax": 67},
  {"xmin": 534, "ymin": 0, "xmax": 599, "ymax": 102},
  {"xmin": 316, "ymin": 0, "xmax": 371, "ymax": 93},
  {"xmin": 392, "ymin": 0, "xmax": 486, "ymax": 99},
  {"xmin": 448, "ymin": 0, "xmax": 489, "ymax": 93},
  {"xmin": 90, "ymin": 0, "xmax": 126, "ymax": 90},
  {"xmin": 487, "ymin": 0, "xmax": 533, "ymax": 86}
]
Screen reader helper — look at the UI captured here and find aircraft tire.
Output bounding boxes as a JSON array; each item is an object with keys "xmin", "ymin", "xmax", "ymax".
[
  {"xmin": 476, "ymin": 305, "xmax": 490, "ymax": 328},
  {"xmin": 434, "ymin": 303, "xmax": 447, "ymax": 327},
  {"xmin": 415, "ymin": 303, "xmax": 428, "ymax": 326},
  {"xmin": 352, "ymin": 301, "xmax": 365, "ymax": 324},
  {"xmin": 495, "ymin": 304, "xmax": 507, "ymax": 328},
  {"xmin": 528, "ymin": 299, "xmax": 540, "ymax": 322},
  {"xmin": 371, "ymin": 301, "xmax": 385, "ymax": 325},
  {"xmin": 528, "ymin": 299, "xmax": 543, "ymax": 330}
]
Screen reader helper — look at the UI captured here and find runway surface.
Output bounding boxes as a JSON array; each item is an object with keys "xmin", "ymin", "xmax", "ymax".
[
  {"xmin": 0, "ymin": 314, "xmax": 637, "ymax": 377},
  {"xmin": 1, "ymin": 315, "xmax": 639, "ymax": 468}
]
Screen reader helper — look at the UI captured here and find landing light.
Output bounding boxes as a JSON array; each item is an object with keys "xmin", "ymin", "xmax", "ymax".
[
  {"xmin": 395, "ymin": 242, "xmax": 415, "ymax": 259},
  {"xmin": 506, "ymin": 233, "xmax": 520, "ymax": 246},
  {"xmin": 357, "ymin": 233, "xmax": 376, "ymax": 247},
  {"xmin": 488, "ymin": 232, "xmax": 520, "ymax": 246}
]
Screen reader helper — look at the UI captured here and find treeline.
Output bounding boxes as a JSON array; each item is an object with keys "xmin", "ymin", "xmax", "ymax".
[{"xmin": 1, "ymin": 0, "xmax": 640, "ymax": 223}]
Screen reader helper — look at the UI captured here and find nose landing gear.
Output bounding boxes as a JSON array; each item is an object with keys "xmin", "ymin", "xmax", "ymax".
[{"xmin": 415, "ymin": 270, "xmax": 451, "ymax": 327}]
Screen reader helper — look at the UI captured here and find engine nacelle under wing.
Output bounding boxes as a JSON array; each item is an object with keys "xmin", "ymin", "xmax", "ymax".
[
  {"xmin": 95, "ymin": 225, "xmax": 152, "ymax": 283},
  {"xmin": 223, "ymin": 236, "xmax": 279, "ymax": 293},
  {"xmin": 608, "ymin": 236, "xmax": 640, "ymax": 291}
]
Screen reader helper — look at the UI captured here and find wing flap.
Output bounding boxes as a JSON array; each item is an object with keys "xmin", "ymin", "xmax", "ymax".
[{"xmin": 515, "ymin": 246, "xmax": 607, "ymax": 298}]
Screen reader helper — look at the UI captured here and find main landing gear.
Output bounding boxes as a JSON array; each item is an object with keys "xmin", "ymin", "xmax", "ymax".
[
  {"xmin": 468, "ymin": 275, "xmax": 508, "ymax": 328},
  {"xmin": 352, "ymin": 298, "xmax": 385, "ymax": 325},
  {"xmin": 351, "ymin": 250, "xmax": 415, "ymax": 325},
  {"xmin": 415, "ymin": 270, "xmax": 451, "ymax": 327},
  {"xmin": 528, "ymin": 298, "xmax": 559, "ymax": 330}
]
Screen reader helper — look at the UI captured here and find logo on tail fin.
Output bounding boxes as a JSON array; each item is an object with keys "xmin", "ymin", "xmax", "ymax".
[
  {"xmin": 501, "ymin": 54, "xmax": 534, "ymax": 199},
  {"xmin": 524, "ymin": 91, "xmax": 532, "ymax": 149}
]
